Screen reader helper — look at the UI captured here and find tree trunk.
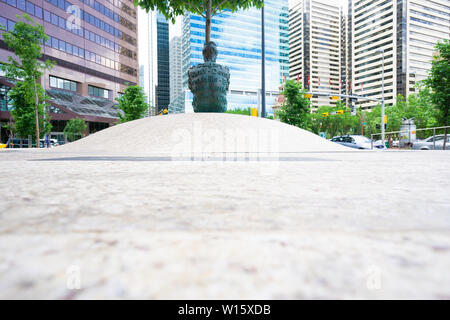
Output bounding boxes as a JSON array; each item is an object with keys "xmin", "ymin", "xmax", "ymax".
[
  {"xmin": 443, "ymin": 107, "xmax": 448, "ymax": 150},
  {"xmin": 205, "ymin": 0, "xmax": 212, "ymax": 44},
  {"xmin": 33, "ymin": 78, "xmax": 40, "ymax": 148}
]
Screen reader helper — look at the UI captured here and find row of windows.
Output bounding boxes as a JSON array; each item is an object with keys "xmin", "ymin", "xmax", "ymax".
[
  {"xmin": 44, "ymin": 0, "xmax": 136, "ymax": 32},
  {"xmin": 1, "ymin": 0, "xmax": 137, "ymax": 47},
  {"xmin": 355, "ymin": 11, "xmax": 393, "ymax": 32},
  {"xmin": 0, "ymin": 0, "xmax": 137, "ymax": 60},
  {"xmin": 410, "ymin": 16, "xmax": 448, "ymax": 30},
  {"xmin": 43, "ymin": 0, "xmax": 137, "ymax": 45},
  {"xmin": 4, "ymin": 0, "xmax": 43, "ymax": 18},
  {"xmin": 1, "ymin": 16, "xmax": 137, "ymax": 77},
  {"xmin": 0, "ymin": 84, "xmax": 12, "ymax": 112},
  {"xmin": 50, "ymin": 76, "xmax": 77, "ymax": 91},
  {"xmin": 410, "ymin": 8, "xmax": 450, "ymax": 23},
  {"xmin": 41, "ymin": 8, "xmax": 136, "ymax": 59},
  {"xmin": 88, "ymin": 85, "xmax": 109, "ymax": 98},
  {"xmin": 355, "ymin": 0, "xmax": 391, "ymax": 19},
  {"xmin": 44, "ymin": 34, "xmax": 137, "ymax": 76},
  {"xmin": 83, "ymin": 29, "xmax": 136, "ymax": 60}
]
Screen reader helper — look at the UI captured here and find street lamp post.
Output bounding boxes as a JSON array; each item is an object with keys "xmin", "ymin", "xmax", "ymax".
[
  {"xmin": 261, "ymin": 0, "xmax": 266, "ymax": 118},
  {"xmin": 377, "ymin": 49, "xmax": 385, "ymax": 147}
]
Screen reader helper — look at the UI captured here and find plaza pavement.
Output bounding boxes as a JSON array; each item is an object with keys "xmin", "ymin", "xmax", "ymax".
[{"xmin": 0, "ymin": 114, "xmax": 449, "ymax": 299}]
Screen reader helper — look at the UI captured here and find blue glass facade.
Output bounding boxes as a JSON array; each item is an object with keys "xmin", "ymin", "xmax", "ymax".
[
  {"xmin": 182, "ymin": 0, "xmax": 289, "ymax": 113},
  {"xmin": 156, "ymin": 14, "xmax": 170, "ymax": 112}
]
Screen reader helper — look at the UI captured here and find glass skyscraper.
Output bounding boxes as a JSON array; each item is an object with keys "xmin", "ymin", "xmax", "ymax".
[
  {"xmin": 156, "ymin": 13, "xmax": 170, "ymax": 112},
  {"xmin": 181, "ymin": 0, "xmax": 289, "ymax": 114}
]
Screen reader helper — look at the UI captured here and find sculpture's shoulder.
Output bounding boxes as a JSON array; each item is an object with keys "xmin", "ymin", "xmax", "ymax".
[{"xmin": 215, "ymin": 64, "xmax": 229, "ymax": 72}]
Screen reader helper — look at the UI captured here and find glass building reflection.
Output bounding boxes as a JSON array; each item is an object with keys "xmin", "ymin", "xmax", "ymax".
[{"xmin": 181, "ymin": 0, "xmax": 289, "ymax": 114}]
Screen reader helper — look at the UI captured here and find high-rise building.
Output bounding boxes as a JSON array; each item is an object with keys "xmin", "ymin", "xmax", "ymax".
[
  {"xmin": 289, "ymin": 0, "xmax": 342, "ymax": 108},
  {"xmin": 341, "ymin": 8, "xmax": 348, "ymax": 103},
  {"xmin": 156, "ymin": 13, "xmax": 169, "ymax": 113},
  {"xmin": 0, "ymin": 0, "xmax": 139, "ymax": 142},
  {"xmin": 346, "ymin": 0, "xmax": 353, "ymax": 102},
  {"xmin": 181, "ymin": 0, "xmax": 289, "ymax": 114},
  {"xmin": 350, "ymin": 0, "xmax": 450, "ymax": 109},
  {"xmin": 169, "ymin": 36, "xmax": 184, "ymax": 114},
  {"xmin": 138, "ymin": 8, "xmax": 157, "ymax": 116}
]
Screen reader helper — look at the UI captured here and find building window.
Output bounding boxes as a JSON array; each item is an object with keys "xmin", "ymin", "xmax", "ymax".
[
  {"xmin": 0, "ymin": 84, "xmax": 12, "ymax": 112},
  {"xmin": 88, "ymin": 85, "xmax": 109, "ymax": 99},
  {"xmin": 49, "ymin": 76, "xmax": 77, "ymax": 92}
]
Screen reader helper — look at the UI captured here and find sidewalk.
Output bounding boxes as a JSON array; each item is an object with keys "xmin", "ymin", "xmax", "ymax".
[{"xmin": 0, "ymin": 114, "xmax": 449, "ymax": 299}]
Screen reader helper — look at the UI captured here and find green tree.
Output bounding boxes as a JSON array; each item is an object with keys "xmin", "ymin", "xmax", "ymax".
[
  {"xmin": 0, "ymin": 14, "xmax": 54, "ymax": 146},
  {"xmin": 309, "ymin": 102, "xmax": 361, "ymax": 138},
  {"xmin": 424, "ymin": 39, "xmax": 450, "ymax": 149},
  {"xmin": 226, "ymin": 107, "xmax": 252, "ymax": 116},
  {"xmin": 8, "ymin": 81, "xmax": 51, "ymax": 140},
  {"xmin": 116, "ymin": 85, "xmax": 149, "ymax": 123},
  {"xmin": 275, "ymin": 80, "xmax": 311, "ymax": 129},
  {"xmin": 64, "ymin": 118, "xmax": 87, "ymax": 142},
  {"xmin": 135, "ymin": 0, "xmax": 263, "ymax": 44}
]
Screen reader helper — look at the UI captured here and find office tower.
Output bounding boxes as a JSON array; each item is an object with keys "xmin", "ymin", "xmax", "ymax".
[
  {"xmin": 138, "ymin": 8, "xmax": 155, "ymax": 116},
  {"xmin": 169, "ymin": 36, "xmax": 184, "ymax": 114},
  {"xmin": 350, "ymin": 0, "xmax": 450, "ymax": 109},
  {"xmin": 289, "ymin": 0, "xmax": 342, "ymax": 108},
  {"xmin": 156, "ymin": 13, "xmax": 169, "ymax": 113},
  {"xmin": 346, "ymin": 0, "xmax": 353, "ymax": 102},
  {"xmin": 181, "ymin": 0, "xmax": 289, "ymax": 114},
  {"xmin": 0, "ymin": 0, "xmax": 138, "ymax": 141},
  {"xmin": 341, "ymin": 8, "xmax": 348, "ymax": 100}
]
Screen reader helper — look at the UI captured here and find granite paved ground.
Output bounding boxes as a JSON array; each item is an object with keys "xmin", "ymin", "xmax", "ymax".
[{"xmin": 0, "ymin": 149, "xmax": 449, "ymax": 299}]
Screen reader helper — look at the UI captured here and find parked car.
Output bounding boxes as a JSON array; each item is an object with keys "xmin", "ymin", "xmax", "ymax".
[
  {"xmin": 330, "ymin": 135, "xmax": 384, "ymax": 150},
  {"xmin": 373, "ymin": 140, "xmax": 389, "ymax": 149},
  {"xmin": 412, "ymin": 134, "xmax": 450, "ymax": 150},
  {"xmin": 39, "ymin": 138, "xmax": 59, "ymax": 147}
]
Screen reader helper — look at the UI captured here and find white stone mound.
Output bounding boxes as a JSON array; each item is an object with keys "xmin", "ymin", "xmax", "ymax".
[{"xmin": 57, "ymin": 113, "xmax": 349, "ymax": 155}]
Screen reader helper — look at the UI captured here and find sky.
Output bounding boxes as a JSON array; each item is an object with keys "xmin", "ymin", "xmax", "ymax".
[{"xmin": 167, "ymin": 0, "xmax": 349, "ymax": 39}]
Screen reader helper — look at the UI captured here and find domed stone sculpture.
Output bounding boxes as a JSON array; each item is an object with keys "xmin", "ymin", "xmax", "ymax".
[{"xmin": 188, "ymin": 42, "xmax": 230, "ymax": 113}]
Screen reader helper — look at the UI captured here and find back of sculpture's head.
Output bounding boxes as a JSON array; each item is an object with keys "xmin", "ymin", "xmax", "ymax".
[{"xmin": 203, "ymin": 42, "xmax": 218, "ymax": 62}]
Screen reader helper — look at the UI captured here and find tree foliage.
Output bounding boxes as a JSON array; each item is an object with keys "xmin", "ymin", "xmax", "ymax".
[
  {"xmin": 116, "ymin": 85, "xmax": 149, "ymax": 123},
  {"xmin": 424, "ymin": 39, "xmax": 450, "ymax": 149},
  {"xmin": 9, "ymin": 81, "xmax": 51, "ymax": 139},
  {"xmin": 275, "ymin": 80, "xmax": 311, "ymax": 129},
  {"xmin": 0, "ymin": 14, "xmax": 54, "ymax": 143},
  {"xmin": 276, "ymin": 82, "xmax": 440, "ymax": 141},
  {"xmin": 308, "ymin": 102, "xmax": 361, "ymax": 138},
  {"xmin": 135, "ymin": 0, "xmax": 263, "ymax": 23},
  {"xmin": 135, "ymin": 0, "xmax": 263, "ymax": 43},
  {"xmin": 226, "ymin": 107, "xmax": 252, "ymax": 115},
  {"xmin": 64, "ymin": 118, "xmax": 87, "ymax": 142}
]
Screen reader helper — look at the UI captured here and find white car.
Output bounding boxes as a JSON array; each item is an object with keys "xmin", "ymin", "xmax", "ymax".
[{"xmin": 412, "ymin": 135, "xmax": 450, "ymax": 150}]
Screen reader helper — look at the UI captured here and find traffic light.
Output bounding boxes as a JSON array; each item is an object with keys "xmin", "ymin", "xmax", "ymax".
[
  {"xmin": 351, "ymin": 104, "xmax": 356, "ymax": 116},
  {"xmin": 336, "ymin": 110, "xmax": 344, "ymax": 115},
  {"xmin": 322, "ymin": 112, "xmax": 329, "ymax": 117}
]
